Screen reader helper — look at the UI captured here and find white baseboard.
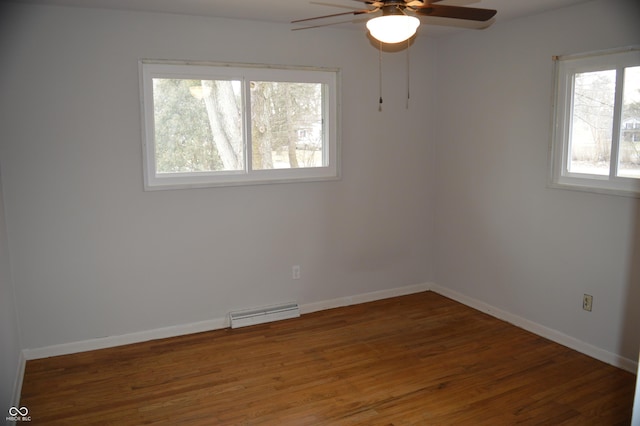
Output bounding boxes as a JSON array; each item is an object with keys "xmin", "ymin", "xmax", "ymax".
[
  {"xmin": 22, "ymin": 317, "xmax": 228, "ymax": 360},
  {"xmin": 21, "ymin": 282, "xmax": 634, "ymax": 375},
  {"xmin": 22, "ymin": 282, "xmax": 432, "ymax": 361},
  {"xmin": 301, "ymin": 282, "xmax": 432, "ymax": 314},
  {"xmin": 11, "ymin": 351, "xmax": 26, "ymax": 408},
  {"xmin": 430, "ymin": 284, "xmax": 638, "ymax": 373}
]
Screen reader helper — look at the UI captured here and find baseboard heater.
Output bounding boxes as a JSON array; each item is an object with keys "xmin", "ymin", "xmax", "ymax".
[{"xmin": 229, "ymin": 302, "xmax": 300, "ymax": 329}]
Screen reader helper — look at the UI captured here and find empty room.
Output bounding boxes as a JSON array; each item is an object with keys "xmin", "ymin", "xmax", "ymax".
[{"xmin": 1, "ymin": 0, "xmax": 639, "ymax": 423}]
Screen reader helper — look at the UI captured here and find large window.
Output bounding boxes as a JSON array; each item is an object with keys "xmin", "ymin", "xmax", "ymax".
[
  {"xmin": 550, "ymin": 47, "xmax": 640, "ymax": 196},
  {"xmin": 140, "ymin": 61, "xmax": 339, "ymax": 189}
]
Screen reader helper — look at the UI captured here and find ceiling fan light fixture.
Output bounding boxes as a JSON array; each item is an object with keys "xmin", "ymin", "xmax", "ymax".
[{"xmin": 366, "ymin": 14, "xmax": 420, "ymax": 44}]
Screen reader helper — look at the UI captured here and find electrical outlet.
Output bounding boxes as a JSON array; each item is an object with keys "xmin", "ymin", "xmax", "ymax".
[
  {"xmin": 292, "ymin": 265, "xmax": 301, "ymax": 280},
  {"xmin": 583, "ymin": 294, "xmax": 593, "ymax": 312}
]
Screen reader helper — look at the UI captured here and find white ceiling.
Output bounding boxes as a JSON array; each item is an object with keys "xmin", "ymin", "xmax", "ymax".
[{"xmin": 6, "ymin": 0, "xmax": 594, "ymax": 36}]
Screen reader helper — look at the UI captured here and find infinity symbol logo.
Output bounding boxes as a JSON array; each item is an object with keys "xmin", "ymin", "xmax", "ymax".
[{"xmin": 8, "ymin": 406, "xmax": 29, "ymax": 416}]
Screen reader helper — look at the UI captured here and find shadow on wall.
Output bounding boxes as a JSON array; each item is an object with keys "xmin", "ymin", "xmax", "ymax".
[{"xmin": 621, "ymin": 198, "xmax": 640, "ymax": 368}]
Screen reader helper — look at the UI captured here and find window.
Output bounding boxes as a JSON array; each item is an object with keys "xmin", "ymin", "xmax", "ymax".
[
  {"xmin": 550, "ymin": 47, "xmax": 640, "ymax": 197},
  {"xmin": 140, "ymin": 61, "xmax": 340, "ymax": 189}
]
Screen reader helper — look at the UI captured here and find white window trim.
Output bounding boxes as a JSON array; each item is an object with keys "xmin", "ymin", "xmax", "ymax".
[
  {"xmin": 139, "ymin": 60, "xmax": 341, "ymax": 190},
  {"xmin": 549, "ymin": 46, "xmax": 640, "ymax": 198}
]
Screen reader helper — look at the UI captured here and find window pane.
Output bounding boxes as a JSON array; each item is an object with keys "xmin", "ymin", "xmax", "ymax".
[
  {"xmin": 153, "ymin": 78, "xmax": 244, "ymax": 174},
  {"xmin": 250, "ymin": 81, "xmax": 324, "ymax": 170},
  {"xmin": 618, "ymin": 66, "xmax": 640, "ymax": 179},
  {"xmin": 568, "ymin": 70, "xmax": 616, "ymax": 176}
]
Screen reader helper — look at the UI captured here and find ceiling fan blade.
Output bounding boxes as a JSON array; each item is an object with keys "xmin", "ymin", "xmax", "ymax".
[
  {"xmin": 352, "ymin": 0, "xmax": 384, "ymax": 7},
  {"xmin": 291, "ymin": 8, "xmax": 374, "ymax": 24},
  {"xmin": 412, "ymin": 4, "xmax": 496, "ymax": 21},
  {"xmin": 311, "ymin": 1, "xmax": 367, "ymax": 10},
  {"xmin": 292, "ymin": 17, "xmax": 368, "ymax": 31}
]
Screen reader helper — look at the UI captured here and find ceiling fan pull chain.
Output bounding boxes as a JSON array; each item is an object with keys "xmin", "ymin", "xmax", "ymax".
[
  {"xmin": 406, "ymin": 38, "xmax": 411, "ymax": 109},
  {"xmin": 378, "ymin": 40, "xmax": 383, "ymax": 112}
]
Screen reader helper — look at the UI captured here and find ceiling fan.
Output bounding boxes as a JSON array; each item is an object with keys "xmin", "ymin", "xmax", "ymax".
[{"xmin": 292, "ymin": 0, "xmax": 497, "ymax": 43}]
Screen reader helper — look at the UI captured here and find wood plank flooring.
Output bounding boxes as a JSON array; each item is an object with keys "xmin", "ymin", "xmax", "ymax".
[{"xmin": 21, "ymin": 292, "xmax": 636, "ymax": 425}]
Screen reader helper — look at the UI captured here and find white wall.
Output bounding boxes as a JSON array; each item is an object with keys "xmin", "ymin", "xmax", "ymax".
[
  {"xmin": 0, "ymin": 4, "xmax": 436, "ymax": 350},
  {"xmin": 0, "ymin": 167, "xmax": 22, "ymax": 410},
  {"xmin": 434, "ymin": 0, "xmax": 640, "ymax": 365},
  {"xmin": 2, "ymin": 0, "xmax": 638, "ymax": 375}
]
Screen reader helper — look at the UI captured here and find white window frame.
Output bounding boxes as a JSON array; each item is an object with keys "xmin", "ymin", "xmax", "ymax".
[
  {"xmin": 140, "ymin": 60, "xmax": 340, "ymax": 190},
  {"xmin": 549, "ymin": 46, "xmax": 640, "ymax": 197}
]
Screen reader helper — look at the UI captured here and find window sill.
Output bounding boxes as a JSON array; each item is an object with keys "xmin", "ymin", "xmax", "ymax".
[{"xmin": 548, "ymin": 176, "xmax": 640, "ymax": 198}]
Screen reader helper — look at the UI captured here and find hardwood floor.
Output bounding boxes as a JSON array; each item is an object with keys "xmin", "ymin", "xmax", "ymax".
[{"xmin": 21, "ymin": 292, "xmax": 635, "ymax": 425}]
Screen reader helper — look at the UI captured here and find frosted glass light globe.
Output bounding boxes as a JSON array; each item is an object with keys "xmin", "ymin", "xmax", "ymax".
[{"xmin": 366, "ymin": 15, "xmax": 420, "ymax": 44}]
